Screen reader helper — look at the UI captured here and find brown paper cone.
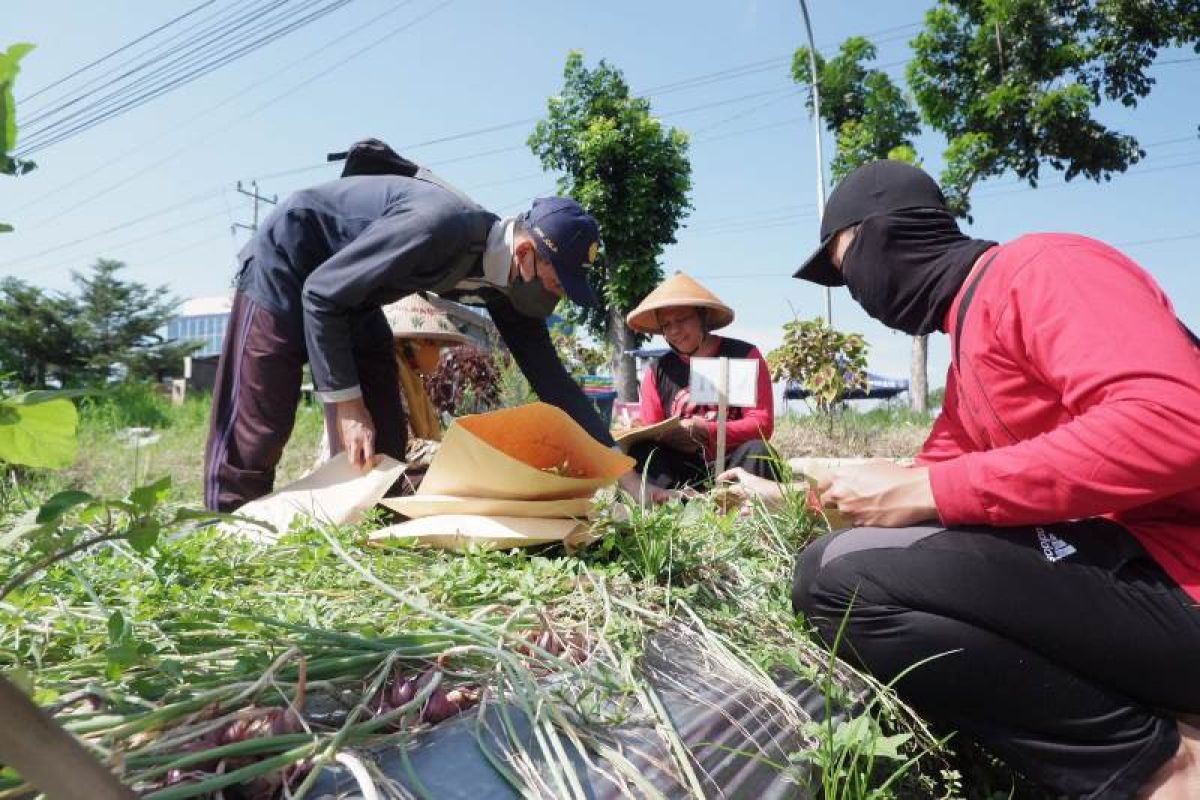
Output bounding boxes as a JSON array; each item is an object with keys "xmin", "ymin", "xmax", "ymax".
[
  {"xmin": 380, "ymin": 494, "xmax": 594, "ymax": 519},
  {"xmin": 418, "ymin": 402, "xmax": 634, "ymax": 500},
  {"xmin": 369, "ymin": 514, "xmax": 588, "ymax": 551}
]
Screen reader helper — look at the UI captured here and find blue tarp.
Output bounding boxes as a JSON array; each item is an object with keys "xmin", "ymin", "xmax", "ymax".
[
  {"xmin": 309, "ymin": 625, "xmax": 838, "ymax": 799},
  {"xmin": 783, "ymin": 372, "xmax": 909, "ymax": 401}
]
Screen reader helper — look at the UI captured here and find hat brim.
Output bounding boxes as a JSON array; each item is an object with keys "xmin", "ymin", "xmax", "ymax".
[
  {"xmin": 393, "ymin": 329, "xmax": 469, "ymax": 345},
  {"xmin": 535, "ymin": 239, "xmax": 599, "ymax": 307},
  {"xmin": 627, "ymin": 300, "xmax": 734, "ymax": 334},
  {"xmin": 794, "ymin": 236, "xmax": 846, "ymax": 287}
]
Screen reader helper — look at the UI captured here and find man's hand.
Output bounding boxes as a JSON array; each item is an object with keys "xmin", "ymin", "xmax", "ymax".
[
  {"xmin": 617, "ymin": 469, "xmax": 671, "ymax": 504},
  {"xmin": 715, "ymin": 467, "xmax": 787, "ymax": 511},
  {"xmin": 335, "ymin": 397, "xmax": 376, "ymax": 470},
  {"xmin": 818, "ymin": 463, "xmax": 938, "ymax": 528}
]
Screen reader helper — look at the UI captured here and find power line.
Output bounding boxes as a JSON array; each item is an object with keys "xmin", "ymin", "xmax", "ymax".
[
  {"xmin": 11, "ymin": 0, "xmax": 421, "ymax": 218},
  {"xmin": 14, "ymin": 75, "xmax": 786, "ymax": 233},
  {"xmin": 692, "ymin": 230, "xmax": 1200, "ymax": 282},
  {"xmin": 14, "ymin": 0, "xmax": 445, "ymax": 232},
  {"xmin": 24, "ymin": 0, "xmax": 340, "ymax": 144},
  {"xmin": 6, "ymin": 208, "xmax": 232, "ymax": 279},
  {"xmin": 9, "ymin": 16, "xmax": 917, "ymax": 222},
  {"xmin": 17, "ymin": 0, "xmax": 220, "ymax": 103},
  {"xmin": 2, "ymin": 189, "xmax": 225, "ymax": 268},
  {"xmin": 19, "ymin": 0, "xmax": 290, "ymax": 126},
  {"xmin": 16, "ymin": 0, "xmax": 359, "ymax": 156},
  {"xmin": 9, "ymin": 14, "xmax": 1194, "ymax": 262},
  {"xmin": 8, "ymin": 119, "xmax": 1196, "ymax": 280}
]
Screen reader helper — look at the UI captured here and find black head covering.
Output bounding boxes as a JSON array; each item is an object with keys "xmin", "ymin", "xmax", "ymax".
[
  {"xmin": 795, "ymin": 160, "xmax": 951, "ymax": 286},
  {"xmin": 841, "ymin": 208, "xmax": 996, "ymax": 336}
]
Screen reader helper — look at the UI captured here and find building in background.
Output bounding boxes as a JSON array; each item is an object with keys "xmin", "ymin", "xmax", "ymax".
[
  {"xmin": 166, "ymin": 296, "xmax": 232, "ymax": 392},
  {"xmin": 166, "ymin": 296, "xmax": 233, "ymax": 358},
  {"xmin": 166, "ymin": 293, "xmax": 497, "ymax": 393}
]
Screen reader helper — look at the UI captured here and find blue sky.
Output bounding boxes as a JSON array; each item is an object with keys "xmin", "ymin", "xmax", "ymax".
[{"xmin": 3, "ymin": 0, "xmax": 1198, "ymax": 392}]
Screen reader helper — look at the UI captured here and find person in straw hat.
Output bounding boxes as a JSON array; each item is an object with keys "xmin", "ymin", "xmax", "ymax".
[
  {"xmin": 624, "ymin": 271, "xmax": 776, "ymax": 489},
  {"xmin": 316, "ymin": 293, "xmax": 467, "ymax": 477}
]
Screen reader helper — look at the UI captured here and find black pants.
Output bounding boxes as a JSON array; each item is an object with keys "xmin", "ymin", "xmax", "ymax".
[
  {"xmin": 629, "ymin": 438, "xmax": 779, "ymax": 490},
  {"xmin": 203, "ymin": 292, "xmax": 406, "ymax": 512},
  {"xmin": 792, "ymin": 519, "xmax": 1200, "ymax": 799}
]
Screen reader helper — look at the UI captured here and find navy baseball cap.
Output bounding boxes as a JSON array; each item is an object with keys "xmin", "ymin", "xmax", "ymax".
[
  {"xmin": 795, "ymin": 160, "xmax": 949, "ymax": 286},
  {"xmin": 523, "ymin": 197, "xmax": 602, "ymax": 307}
]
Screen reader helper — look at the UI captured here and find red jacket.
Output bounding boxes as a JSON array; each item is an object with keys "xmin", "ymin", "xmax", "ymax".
[
  {"xmin": 639, "ymin": 337, "xmax": 775, "ymax": 459},
  {"xmin": 918, "ymin": 234, "xmax": 1200, "ymax": 601}
]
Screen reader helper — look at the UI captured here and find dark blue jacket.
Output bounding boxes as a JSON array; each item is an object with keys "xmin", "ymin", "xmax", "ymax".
[{"xmin": 236, "ymin": 173, "xmax": 613, "ymax": 446}]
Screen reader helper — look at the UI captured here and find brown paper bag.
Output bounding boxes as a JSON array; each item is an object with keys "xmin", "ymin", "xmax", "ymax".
[
  {"xmin": 380, "ymin": 494, "xmax": 594, "ymax": 519},
  {"xmin": 417, "ymin": 402, "xmax": 634, "ymax": 500},
  {"xmin": 368, "ymin": 514, "xmax": 589, "ymax": 551},
  {"xmin": 222, "ymin": 453, "xmax": 406, "ymax": 544},
  {"xmin": 612, "ymin": 415, "xmax": 682, "ymax": 452}
]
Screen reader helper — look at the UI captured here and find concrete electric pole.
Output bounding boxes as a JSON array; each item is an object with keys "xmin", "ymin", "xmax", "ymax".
[
  {"xmin": 797, "ymin": 0, "xmax": 832, "ymax": 325},
  {"xmin": 232, "ymin": 180, "xmax": 277, "ymax": 235}
]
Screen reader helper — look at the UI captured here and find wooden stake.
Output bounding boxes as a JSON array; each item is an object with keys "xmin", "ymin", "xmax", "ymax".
[{"xmin": 715, "ymin": 357, "xmax": 729, "ymax": 475}]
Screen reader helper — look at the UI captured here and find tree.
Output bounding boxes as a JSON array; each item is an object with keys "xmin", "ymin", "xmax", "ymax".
[
  {"xmin": 792, "ymin": 37, "xmax": 922, "ymax": 182},
  {"xmin": 529, "ymin": 51, "xmax": 693, "ymax": 402},
  {"xmin": 0, "ymin": 279, "xmax": 82, "ymax": 387},
  {"xmin": 1, "ymin": 43, "xmax": 37, "ymax": 232},
  {"xmin": 69, "ymin": 260, "xmax": 196, "ymax": 385},
  {"xmin": 908, "ymin": 0, "xmax": 1200, "ymax": 220},
  {"xmin": 792, "ymin": 37, "xmax": 934, "ymax": 412}
]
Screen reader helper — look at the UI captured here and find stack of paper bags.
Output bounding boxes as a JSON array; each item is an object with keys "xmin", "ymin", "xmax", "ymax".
[
  {"xmin": 372, "ymin": 402, "xmax": 635, "ymax": 551},
  {"xmin": 221, "ymin": 453, "xmax": 407, "ymax": 544}
]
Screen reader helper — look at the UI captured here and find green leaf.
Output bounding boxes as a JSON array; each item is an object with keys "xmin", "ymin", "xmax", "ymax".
[
  {"xmin": 105, "ymin": 640, "xmax": 140, "ymax": 679},
  {"xmin": 126, "ymin": 518, "xmax": 161, "ymax": 554},
  {"xmin": 129, "ymin": 474, "xmax": 171, "ymax": 512},
  {"xmin": 2, "ymin": 44, "xmax": 36, "ymax": 163},
  {"xmin": 107, "ymin": 610, "xmax": 126, "ymax": 644},
  {"xmin": 35, "ymin": 490, "xmax": 95, "ymax": 524},
  {"xmin": 0, "ymin": 395, "xmax": 78, "ymax": 469},
  {"xmin": 78, "ymin": 501, "xmax": 109, "ymax": 524}
]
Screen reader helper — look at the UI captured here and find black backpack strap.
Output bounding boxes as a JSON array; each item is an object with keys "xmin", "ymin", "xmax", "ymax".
[{"xmin": 953, "ymin": 251, "xmax": 1001, "ymax": 369}]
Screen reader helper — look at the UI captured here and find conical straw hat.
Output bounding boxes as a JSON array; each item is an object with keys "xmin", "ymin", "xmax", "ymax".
[
  {"xmin": 626, "ymin": 271, "xmax": 734, "ymax": 334},
  {"xmin": 383, "ymin": 294, "xmax": 470, "ymax": 343}
]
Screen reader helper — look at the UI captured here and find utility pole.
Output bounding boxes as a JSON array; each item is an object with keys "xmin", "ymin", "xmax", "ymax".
[
  {"xmin": 231, "ymin": 180, "xmax": 277, "ymax": 235},
  {"xmin": 797, "ymin": 0, "xmax": 832, "ymax": 325}
]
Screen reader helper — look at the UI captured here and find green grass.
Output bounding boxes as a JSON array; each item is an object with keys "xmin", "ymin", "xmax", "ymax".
[
  {"xmin": 53, "ymin": 384, "xmax": 326, "ymax": 504},
  {"xmin": 0, "ymin": 385, "xmax": 1048, "ymax": 799}
]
